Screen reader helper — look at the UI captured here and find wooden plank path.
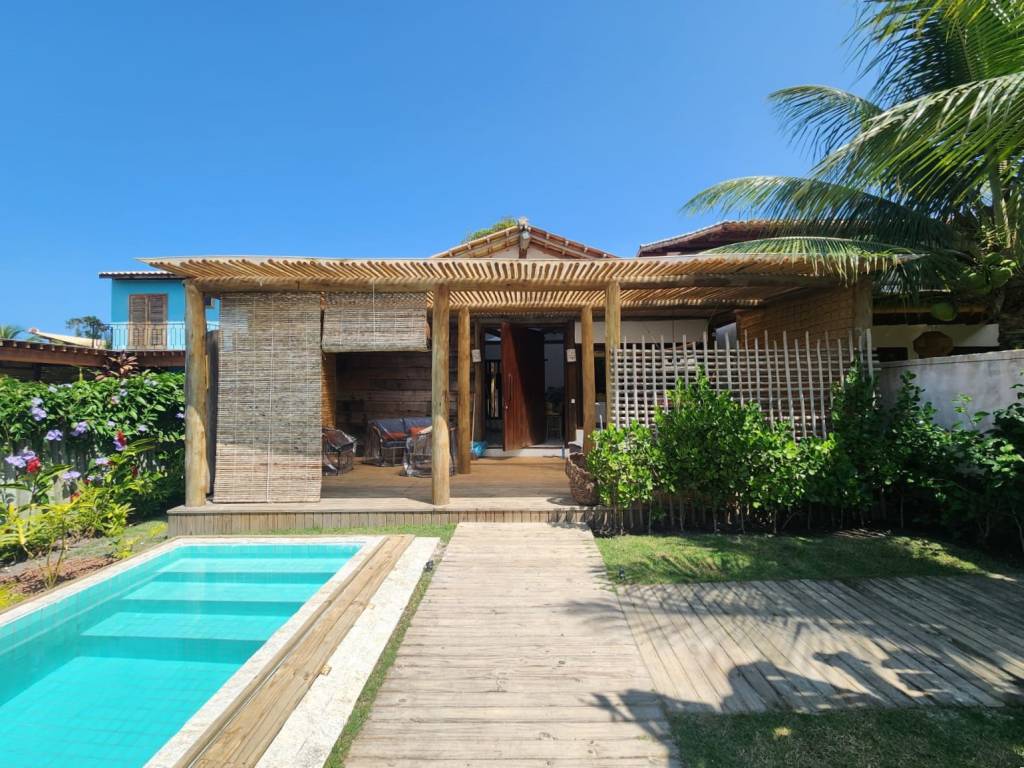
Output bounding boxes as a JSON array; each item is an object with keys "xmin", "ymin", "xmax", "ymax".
[
  {"xmin": 622, "ymin": 575, "xmax": 1024, "ymax": 714},
  {"xmin": 346, "ymin": 523, "xmax": 679, "ymax": 767}
]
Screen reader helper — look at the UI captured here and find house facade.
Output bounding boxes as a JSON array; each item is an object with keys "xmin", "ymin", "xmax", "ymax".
[
  {"xmin": 99, "ymin": 271, "xmax": 220, "ymax": 351},
  {"xmin": 139, "ymin": 219, "xmax": 878, "ymax": 534}
]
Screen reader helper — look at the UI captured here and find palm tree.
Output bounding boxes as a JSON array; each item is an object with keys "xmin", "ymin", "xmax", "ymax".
[
  {"xmin": 0, "ymin": 324, "xmax": 25, "ymax": 340},
  {"xmin": 685, "ymin": 0, "xmax": 1024, "ymax": 338}
]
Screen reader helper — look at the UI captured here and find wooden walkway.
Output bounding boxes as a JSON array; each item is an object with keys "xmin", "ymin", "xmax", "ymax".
[
  {"xmin": 346, "ymin": 523, "xmax": 679, "ymax": 767},
  {"xmin": 622, "ymin": 576, "xmax": 1024, "ymax": 714}
]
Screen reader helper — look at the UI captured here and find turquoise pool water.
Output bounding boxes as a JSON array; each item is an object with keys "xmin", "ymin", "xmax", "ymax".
[{"xmin": 0, "ymin": 543, "xmax": 360, "ymax": 768}]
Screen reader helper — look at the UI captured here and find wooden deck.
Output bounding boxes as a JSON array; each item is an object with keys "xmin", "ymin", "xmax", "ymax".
[
  {"xmin": 178, "ymin": 536, "xmax": 414, "ymax": 767},
  {"xmin": 168, "ymin": 458, "xmax": 602, "ymax": 535},
  {"xmin": 346, "ymin": 523, "xmax": 679, "ymax": 767},
  {"xmin": 622, "ymin": 576, "xmax": 1024, "ymax": 714}
]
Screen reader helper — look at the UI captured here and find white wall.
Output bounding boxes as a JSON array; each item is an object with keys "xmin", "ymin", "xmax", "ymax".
[
  {"xmin": 573, "ymin": 318, "xmax": 708, "ymax": 345},
  {"xmin": 879, "ymin": 349, "xmax": 1024, "ymax": 431}
]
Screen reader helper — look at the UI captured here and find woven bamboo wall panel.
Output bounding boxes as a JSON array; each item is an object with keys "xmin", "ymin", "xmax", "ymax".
[
  {"xmin": 322, "ymin": 292, "xmax": 428, "ymax": 352},
  {"xmin": 214, "ymin": 292, "xmax": 322, "ymax": 503}
]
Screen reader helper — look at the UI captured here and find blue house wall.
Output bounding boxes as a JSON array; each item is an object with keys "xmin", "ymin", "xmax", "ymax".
[{"xmin": 108, "ymin": 278, "xmax": 220, "ymax": 323}]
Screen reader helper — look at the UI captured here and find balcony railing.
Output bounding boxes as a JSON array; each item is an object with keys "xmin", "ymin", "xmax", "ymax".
[{"xmin": 107, "ymin": 321, "xmax": 219, "ymax": 351}]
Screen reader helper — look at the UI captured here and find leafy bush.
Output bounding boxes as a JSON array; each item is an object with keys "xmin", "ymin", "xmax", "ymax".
[
  {"xmin": 585, "ymin": 368, "xmax": 1024, "ymax": 556},
  {"xmin": 587, "ymin": 422, "xmax": 663, "ymax": 511},
  {"xmin": 1, "ymin": 442, "xmax": 155, "ymax": 584},
  {"xmin": 0, "ymin": 371, "xmax": 185, "ymax": 520}
]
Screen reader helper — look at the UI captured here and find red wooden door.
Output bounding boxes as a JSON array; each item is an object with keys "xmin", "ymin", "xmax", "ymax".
[{"xmin": 501, "ymin": 323, "xmax": 546, "ymax": 450}]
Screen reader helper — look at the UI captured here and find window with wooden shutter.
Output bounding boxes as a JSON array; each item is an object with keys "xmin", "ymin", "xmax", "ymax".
[{"xmin": 128, "ymin": 294, "xmax": 168, "ymax": 349}]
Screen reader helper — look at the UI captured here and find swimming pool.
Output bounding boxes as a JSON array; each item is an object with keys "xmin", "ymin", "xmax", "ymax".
[{"xmin": 0, "ymin": 540, "xmax": 363, "ymax": 768}]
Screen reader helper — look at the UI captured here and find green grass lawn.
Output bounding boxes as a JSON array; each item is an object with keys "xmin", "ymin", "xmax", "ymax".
[
  {"xmin": 672, "ymin": 707, "xmax": 1024, "ymax": 768},
  {"xmin": 596, "ymin": 531, "xmax": 1017, "ymax": 584}
]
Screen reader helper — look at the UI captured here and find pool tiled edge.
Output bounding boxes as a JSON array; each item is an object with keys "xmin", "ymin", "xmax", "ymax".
[{"xmin": 0, "ymin": 535, "xmax": 383, "ymax": 768}]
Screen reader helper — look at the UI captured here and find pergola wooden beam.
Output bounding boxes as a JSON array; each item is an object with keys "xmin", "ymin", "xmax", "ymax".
[
  {"xmin": 189, "ymin": 273, "xmax": 840, "ymax": 294},
  {"xmin": 183, "ymin": 280, "xmax": 209, "ymax": 508},
  {"xmin": 431, "ymin": 285, "xmax": 452, "ymax": 505}
]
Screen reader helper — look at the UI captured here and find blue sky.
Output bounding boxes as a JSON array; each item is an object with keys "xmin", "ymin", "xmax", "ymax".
[{"xmin": 0, "ymin": 1, "xmax": 859, "ymax": 332}]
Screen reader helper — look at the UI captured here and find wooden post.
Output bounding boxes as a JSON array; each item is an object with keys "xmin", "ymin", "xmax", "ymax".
[
  {"xmin": 184, "ymin": 280, "xmax": 209, "ymax": 507},
  {"xmin": 605, "ymin": 281, "xmax": 621, "ymax": 425},
  {"xmin": 456, "ymin": 307, "xmax": 471, "ymax": 474},
  {"xmin": 581, "ymin": 305, "xmax": 596, "ymax": 452},
  {"xmin": 432, "ymin": 285, "xmax": 451, "ymax": 504},
  {"xmin": 472, "ymin": 321, "xmax": 485, "ymax": 443}
]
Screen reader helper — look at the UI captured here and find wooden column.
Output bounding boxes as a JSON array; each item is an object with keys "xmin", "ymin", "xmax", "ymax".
[
  {"xmin": 184, "ymin": 280, "xmax": 209, "ymax": 507},
  {"xmin": 581, "ymin": 305, "xmax": 596, "ymax": 452},
  {"xmin": 472, "ymin": 321, "xmax": 485, "ymax": 444},
  {"xmin": 321, "ymin": 353, "xmax": 337, "ymax": 428},
  {"xmin": 432, "ymin": 285, "xmax": 451, "ymax": 504},
  {"xmin": 456, "ymin": 307, "xmax": 472, "ymax": 474},
  {"xmin": 605, "ymin": 281, "xmax": 621, "ymax": 426}
]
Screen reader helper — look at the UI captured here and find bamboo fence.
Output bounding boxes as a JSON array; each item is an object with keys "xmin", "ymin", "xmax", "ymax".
[{"xmin": 610, "ymin": 329, "xmax": 876, "ymax": 439}]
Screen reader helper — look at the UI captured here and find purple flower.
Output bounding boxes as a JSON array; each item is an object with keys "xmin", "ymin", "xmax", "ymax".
[
  {"xmin": 137, "ymin": 424, "xmax": 149, "ymax": 433},
  {"xmin": 45, "ymin": 429, "xmax": 63, "ymax": 442},
  {"xmin": 106, "ymin": 420, "xmax": 116, "ymax": 429},
  {"xmin": 86, "ymin": 474, "xmax": 97, "ymax": 483},
  {"xmin": 71, "ymin": 421, "xmax": 89, "ymax": 436},
  {"xmin": 30, "ymin": 397, "xmax": 43, "ymax": 407},
  {"xmin": 175, "ymin": 411, "xmax": 185, "ymax": 420},
  {"xmin": 110, "ymin": 396, "xmax": 120, "ymax": 405},
  {"xmin": 61, "ymin": 470, "xmax": 81, "ymax": 481},
  {"xmin": 94, "ymin": 456, "xmax": 110, "ymax": 466},
  {"xmin": 4, "ymin": 454, "xmax": 25, "ymax": 469},
  {"xmin": 113, "ymin": 431, "xmax": 127, "ymax": 452},
  {"xmin": 30, "ymin": 406, "xmax": 47, "ymax": 421},
  {"xmin": 21, "ymin": 450, "xmax": 36, "ymax": 461}
]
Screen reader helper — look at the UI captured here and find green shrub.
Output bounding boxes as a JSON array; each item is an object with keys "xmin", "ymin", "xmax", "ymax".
[
  {"xmin": 1, "ymin": 372, "xmax": 184, "ymax": 562},
  {"xmin": 587, "ymin": 421, "xmax": 664, "ymax": 512},
  {"xmin": 587, "ymin": 367, "xmax": 1024, "ymax": 556}
]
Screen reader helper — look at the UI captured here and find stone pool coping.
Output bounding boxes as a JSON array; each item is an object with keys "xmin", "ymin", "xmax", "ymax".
[
  {"xmin": 141, "ymin": 536, "xmax": 383, "ymax": 768},
  {"xmin": 257, "ymin": 536, "xmax": 439, "ymax": 768}
]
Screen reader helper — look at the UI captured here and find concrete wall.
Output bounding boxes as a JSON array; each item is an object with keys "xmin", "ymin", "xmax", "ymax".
[
  {"xmin": 573, "ymin": 318, "xmax": 708, "ymax": 345},
  {"xmin": 879, "ymin": 349, "xmax": 1024, "ymax": 431}
]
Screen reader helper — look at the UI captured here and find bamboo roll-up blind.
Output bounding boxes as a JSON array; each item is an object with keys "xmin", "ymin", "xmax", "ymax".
[
  {"xmin": 322, "ymin": 292, "xmax": 428, "ymax": 352},
  {"xmin": 213, "ymin": 292, "xmax": 322, "ymax": 503}
]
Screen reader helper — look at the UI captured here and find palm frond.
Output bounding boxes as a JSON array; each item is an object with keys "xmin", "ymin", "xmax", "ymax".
[
  {"xmin": 704, "ymin": 235, "xmax": 965, "ymax": 296},
  {"xmin": 770, "ymin": 85, "xmax": 882, "ymax": 160},
  {"xmin": 683, "ymin": 175, "xmax": 963, "ymax": 250},
  {"xmin": 852, "ymin": 0, "xmax": 1024, "ymax": 103},
  {"xmin": 818, "ymin": 71, "xmax": 1024, "ymax": 213}
]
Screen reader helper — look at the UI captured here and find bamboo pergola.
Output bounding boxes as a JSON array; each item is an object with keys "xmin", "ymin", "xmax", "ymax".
[{"xmin": 151, "ymin": 228, "xmax": 873, "ymax": 509}]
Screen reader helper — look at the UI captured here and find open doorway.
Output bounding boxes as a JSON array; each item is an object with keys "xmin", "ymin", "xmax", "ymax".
[{"xmin": 482, "ymin": 323, "xmax": 566, "ymax": 451}]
